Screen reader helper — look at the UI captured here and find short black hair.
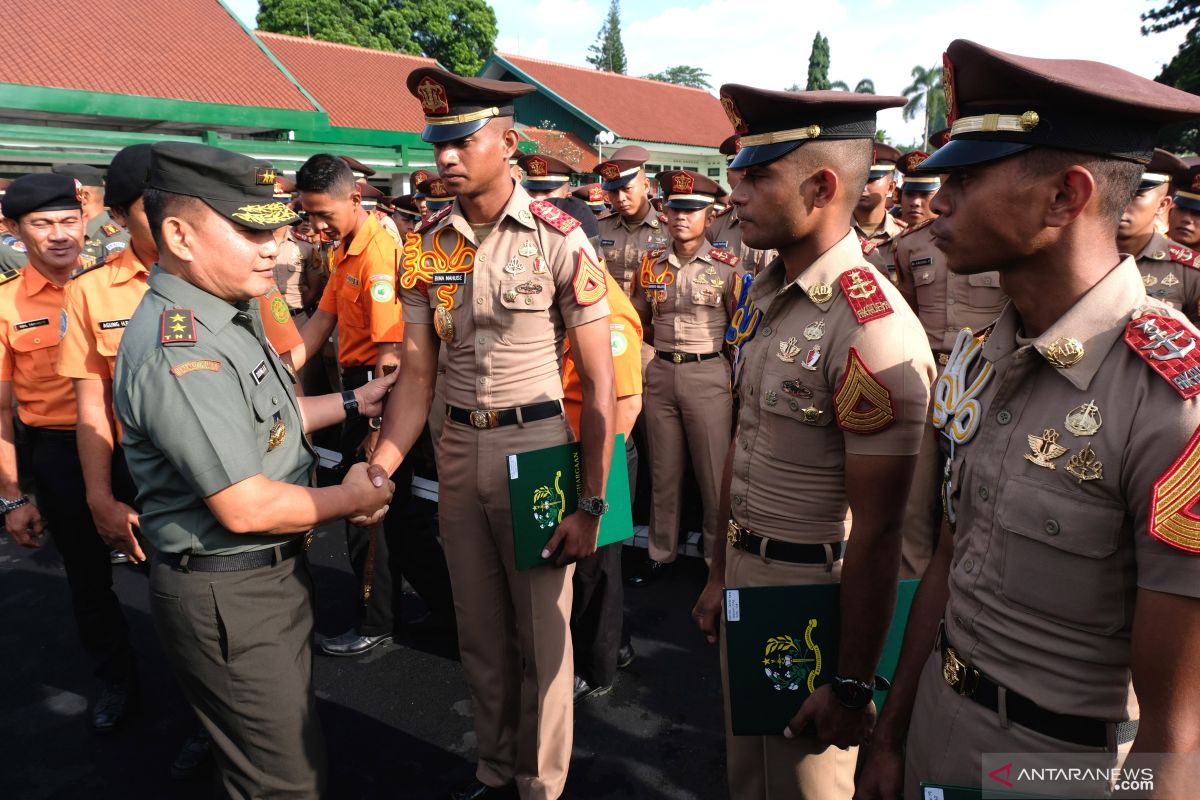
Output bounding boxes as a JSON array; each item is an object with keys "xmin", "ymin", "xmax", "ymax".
[
  {"xmin": 296, "ymin": 153, "xmax": 356, "ymax": 195},
  {"xmin": 1017, "ymin": 149, "xmax": 1143, "ymax": 225},
  {"xmin": 143, "ymin": 187, "xmax": 206, "ymax": 251}
]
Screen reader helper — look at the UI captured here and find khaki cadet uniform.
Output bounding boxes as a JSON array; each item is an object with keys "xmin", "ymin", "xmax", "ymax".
[
  {"xmin": 273, "ymin": 228, "xmax": 317, "ymax": 326},
  {"xmin": 113, "ymin": 142, "xmax": 327, "ymax": 798},
  {"xmin": 1131, "ymin": 230, "xmax": 1200, "ymax": 324},
  {"xmin": 904, "ymin": 259, "xmax": 1200, "ymax": 797},
  {"xmin": 706, "ymin": 206, "xmax": 771, "ymax": 273},
  {"xmin": 402, "ymin": 180, "xmax": 611, "ymax": 799},
  {"xmin": 597, "ymin": 203, "xmax": 668, "ymax": 293},
  {"xmin": 632, "ymin": 243, "xmax": 739, "ymax": 565},
  {"xmin": 854, "ymin": 212, "xmax": 906, "ymax": 274},
  {"xmin": 80, "ymin": 209, "xmax": 129, "ymax": 271},
  {"xmin": 723, "ymin": 233, "xmax": 934, "ymax": 799},
  {"xmin": 893, "ymin": 220, "xmax": 1008, "ymax": 578}
]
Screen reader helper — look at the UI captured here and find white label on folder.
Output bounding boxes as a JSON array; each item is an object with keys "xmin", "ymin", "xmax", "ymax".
[
  {"xmin": 924, "ymin": 789, "xmax": 945, "ymax": 800},
  {"xmin": 507, "ymin": 454, "xmax": 518, "ymax": 480},
  {"xmin": 725, "ymin": 590, "xmax": 741, "ymax": 622}
]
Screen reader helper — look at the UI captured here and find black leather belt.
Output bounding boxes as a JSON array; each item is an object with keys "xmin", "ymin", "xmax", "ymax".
[
  {"xmin": 447, "ymin": 400, "xmax": 563, "ymax": 430},
  {"xmin": 160, "ymin": 534, "xmax": 311, "ymax": 573},
  {"xmin": 656, "ymin": 350, "xmax": 721, "ymax": 364},
  {"xmin": 289, "ymin": 307, "xmax": 304, "ymax": 316},
  {"xmin": 726, "ymin": 520, "xmax": 843, "ymax": 564},
  {"xmin": 939, "ymin": 630, "xmax": 1138, "ymax": 748}
]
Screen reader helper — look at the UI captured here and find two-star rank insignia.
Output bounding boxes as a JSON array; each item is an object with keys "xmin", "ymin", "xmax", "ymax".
[
  {"xmin": 1124, "ymin": 313, "xmax": 1200, "ymax": 398},
  {"xmin": 1149, "ymin": 423, "xmax": 1200, "ymax": 552},
  {"xmin": 573, "ymin": 248, "xmax": 608, "ymax": 306},
  {"xmin": 160, "ymin": 308, "xmax": 197, "ymax": 346},
  {"xmin": 529, "ymin": 200, "xmax": 582, "ymax": 235},
  {"xmin": 101, "ymin": 223, "xmax": 121, "ymax": 236},
  {"xmin": 708, "ymin": 248, "xmax": 740, "ymax": 267},
  {"xmin": 839, "ymin": 268, "xmax": 893, "ymax": 324},
  {"xmin": 833, "ymin": 347, "xmax": 894, "ymax": 433}
]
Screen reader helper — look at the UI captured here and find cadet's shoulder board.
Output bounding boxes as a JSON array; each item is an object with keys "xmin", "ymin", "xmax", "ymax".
[
  {"xmin": 833, "ymin": 347, "xmax": 895, "ymax": 434},
  {"xmin": 712, "ymin": 205, "xmax": 733, "ymax": 219},
  {"xmin": 900, "ymin": 218, "xmax": 934, "ymax": 239},
  {"xmin": 840, "ymin": 267, "xmax": 893, "ymax": 324},
  {"xmin": 1125, "ymin": 312, "xmax": 1200, "ymax": 399},
  {"xmin": 529, "ymin": 200, "xmax": 581, "ymax": 235},
  {"xmin": 1168, "ymin": 243, "xmax": 1200, "ymax": 269},
  {"xmin": 101, "ymin": 223, "xmax": 121, "ymax": 237},
  {"xmin": 417, "ymin": 205, "xmax": 452, "ymax": 234},
  {"xmin": 0, "ymin": 267, "xmax": 20, "ymax": 286},
  {"xmin": 1149, "ymin": 423, "xmax": 1200, "ymax": 552},
  {"xmin": 573, "ymin": 248, "xmax": 607, "ymax": 306},
  {"xmin": 708, "ymin": 248, "xmax": 740, "ymax": 267},
  {"xmin": 160, "ymin": 308, "xmax": 198, "ymax": 346},
  {"xmin": 859, "ymin": 237, "xmax": 877, "ymax": 256}
]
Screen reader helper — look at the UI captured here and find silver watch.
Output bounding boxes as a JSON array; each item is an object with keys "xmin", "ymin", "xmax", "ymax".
[
  {"xmin": 578, "ymin": 496, "xmax": 609, "ymax": 517},
  {"xmin": 0, "ymin": 495, "xmax": 30, "ymax": 515}
]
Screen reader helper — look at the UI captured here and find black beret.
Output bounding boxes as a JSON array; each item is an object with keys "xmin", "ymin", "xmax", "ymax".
[
  {"xmin": 52, "ymin": 163, "xmax": 105, "ymax": 187},
  {"xmin": 3, "ymin": 173, "xmax": 82, "ymax": 220},
  {"xmin": 105, "ymin": 144, "xmax": 154, "ymax": 208}
]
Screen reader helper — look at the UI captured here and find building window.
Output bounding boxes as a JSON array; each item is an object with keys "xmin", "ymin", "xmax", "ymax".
[
  {"xmin": 646, "ymin": 164, "xmax": 661, "ymax": 173},
  {"xmin": 707, "ymin": 168, "xmax": 721, "ymax": 177}
]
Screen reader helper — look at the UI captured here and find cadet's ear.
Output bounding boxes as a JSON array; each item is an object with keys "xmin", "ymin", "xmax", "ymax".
[
  {"xmin": 160, "ymin": 214, "xmax": 196, "ymax": 263},
  {"xmin": 806, "ymin": 165, "xmax": 840, "ymax": 210},
  {"xmin": 1044, "ymin": 165, "xmax": 1096, "ymax": 228}
]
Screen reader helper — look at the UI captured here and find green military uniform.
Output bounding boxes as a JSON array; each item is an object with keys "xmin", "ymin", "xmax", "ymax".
[
  {"xmin": 0, "ymin": 232, "xmax": 28, "ymax": 273},
  {"xmin": 80, "ymin": 209, "xmax": 129, "ymax": 271},
  {"xmin": 113, "ymin": 142, "xmax": 326, "ymax": 798}
]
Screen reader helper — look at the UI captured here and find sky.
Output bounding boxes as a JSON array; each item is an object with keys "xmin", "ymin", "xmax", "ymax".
[{"xmin": 226, "ymin": 0, "xmax": 1189, "ymax": 147}]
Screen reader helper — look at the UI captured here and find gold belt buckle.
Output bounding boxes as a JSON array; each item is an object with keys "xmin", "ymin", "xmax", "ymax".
[
  {"xmin": 470, "ymin": 410, "xmax": 499, "ymax": 429},
  {"xmin": 938, "ymin": 352, "xmax": 950, "ymax": 366},
  {"xmin": 672, "ymin": 352, "xmax": 684, "ymax": 364},
  {"xmin": 726, "ymin": 519, "xmax": 743, "ymax": 547},
  {"xmin": 942, "ymin": 646, "xmax": 979, "ymax": 697}
]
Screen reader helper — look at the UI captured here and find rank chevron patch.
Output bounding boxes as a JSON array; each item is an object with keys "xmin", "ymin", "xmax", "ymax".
[
  {"xmin": 833, "ymin": 347, "xmax": 895, "ymax": 434},
  {"xmin": 1150, "ymin": 423, "xmax": 1200, "ymax": 552},
  {"xmin": 573, "ymin": 248, "xmax": 607, "ymax": 306}
]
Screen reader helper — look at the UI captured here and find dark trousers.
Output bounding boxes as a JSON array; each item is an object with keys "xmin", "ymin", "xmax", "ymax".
[
  {"xmin": 570, "ymin": 435, "xmax": 636, "ymax": 687},
  {"xmin": 340, "ymin": 367, "xmax": 453, "ymax": 635},
  {"xmin": 150, "ymin": 554, "xmax": 326, "ymax": 798},
  {"xmin": 27, "ymin": 425, "xmax": 136, "ymax": 684}
]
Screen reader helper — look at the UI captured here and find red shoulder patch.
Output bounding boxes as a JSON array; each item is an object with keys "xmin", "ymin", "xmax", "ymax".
[
  {"xmin": 900, "ymin": 218, "xmax": 934, "ymax": 238},
  {"xmin": 529, "ymin": 199, "xmax": 581, "ymax": 235},
  {"xmin": 840, "ymin": 268, "xmax": 893, "ymax": 324},
  {"xmin": 417, "ymin": 205, "xmax": 452, "ymax": 234},
  {"xmin": 708, "ymin": 248, "xmax": 740, "ymax": 267},
  {"xmin": 101, "ymin": 223, "xmax": 121, "ymax": 236},
  {"xmin": 1125, "ymin": 313, "xmax": 1200, "ymax": 398},
  {"xmin": 1168, "ymin": 243, "xmax": 1200, "ymax": 269}
]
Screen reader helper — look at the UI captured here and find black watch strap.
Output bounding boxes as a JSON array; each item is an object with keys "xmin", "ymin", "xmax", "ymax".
[
  {"xmin": 342, "ymin": 389, "xmax": 360, "ymax": 419},
  {"xmin": 831, "ymin": 675, "xmax": 874, "ymax": 709}
]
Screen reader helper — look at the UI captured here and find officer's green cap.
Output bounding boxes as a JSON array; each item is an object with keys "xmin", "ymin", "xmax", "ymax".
[
  {"xmin": 52, "ymin": 163, "xmax": 105, "ymax": 187},
  {"xmin": 149, "ymin": 142, "xmax": 299, "ymax": 231}
]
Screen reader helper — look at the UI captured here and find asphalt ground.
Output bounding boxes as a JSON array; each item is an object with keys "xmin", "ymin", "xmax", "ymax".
[{"xmin": 0, "ymin": 506, "xmax": 727, "ymax": 800}]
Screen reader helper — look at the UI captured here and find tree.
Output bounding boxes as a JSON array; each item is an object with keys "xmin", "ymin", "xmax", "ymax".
[
  {"xmin": 830, "ymin": 78, "xmax": 876, "ymax": 94},
  {"xmin": 901, "ymin": 64, "xmax": 947, "ymax": 152},
  {"xmin": 586, "ymin": 0, "xmax": 627, "ymax": 74},
  {"xmin": 257, "ymin": 0, "xmax": 497, "ymax": 76},
  {"xmin": 1145, "ymin": 2, "xmax": 1200, "ymax": 150},
  {"xmin": 806, "ymin": 32, "xmax": 830, "ymax": 90},
  {"xmin": 1142, "ymin": 0, "xmax": 1200, "ymax": 33},
  {"xmin": 643, "ymin": 65, "xmax": 712, "ymax": 90}
]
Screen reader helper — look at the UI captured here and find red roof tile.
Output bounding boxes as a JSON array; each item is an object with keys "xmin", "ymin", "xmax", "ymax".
[
  {"xmin": 5, "ymin": 0, "xmax": 314, "ymax": 111},
  {"xmin": 259, "ymin": 32, "xmax": 438, "ymax": 133},
  {"xmin": 518, "ymin": 128, "xmax": 598, "ymax": 172},
  {"xmin": 498, "ymin": 54, "xmax": 729, "ymax": 149}
]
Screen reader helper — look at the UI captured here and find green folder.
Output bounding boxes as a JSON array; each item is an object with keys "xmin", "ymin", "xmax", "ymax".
[
  {"xmin": 723, "ymin": 579, "xmax": 917, "ymax": 735},
  {"xmin": 507, "ymin": 434, "xmax": 633, "ymax": 570}
]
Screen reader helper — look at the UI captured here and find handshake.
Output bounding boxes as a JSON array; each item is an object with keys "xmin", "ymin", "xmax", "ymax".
[{"xmin": 342, "ymin": 462, "xmax": 395, "ymax": 527}]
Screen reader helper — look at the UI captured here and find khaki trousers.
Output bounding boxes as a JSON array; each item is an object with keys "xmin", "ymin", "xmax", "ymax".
[
  {"xmin": 437, "ymin": 414, "xmax": 576, "ymax": 800},
  {"xmin": 149, "ymin": 553, "xmax": 325, "ymax": 800},
  {"xmin": 722, "ymin": 546, "xmax": 856, "ymax": 800},
  {"xmin": 644, "ymin": 355, "xmax": 732, "ymax": 564}
]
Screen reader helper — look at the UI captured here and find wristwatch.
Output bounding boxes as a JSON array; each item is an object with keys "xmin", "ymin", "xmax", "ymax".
[
  {"xmin": 341, "ymin": 390, "xmax": 360, "ymax": 419},
  {"xmin": 0, "ymin": 495, "xmax": 30, "ymax": 515},
  {"xmin": 831, "ymin": 675, "xmax": 875, "ymax": 709},
  {"xmin": 578, "ymin": 495, "xmax": 609, "ymax": 517}
]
